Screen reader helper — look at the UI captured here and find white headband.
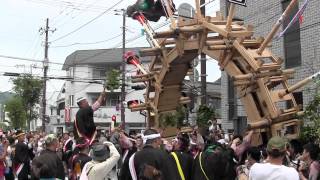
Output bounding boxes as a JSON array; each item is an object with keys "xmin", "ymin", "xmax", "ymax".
[{"xmin": 141, "ymin": 133, "xmax": 161, "ymax": 144}]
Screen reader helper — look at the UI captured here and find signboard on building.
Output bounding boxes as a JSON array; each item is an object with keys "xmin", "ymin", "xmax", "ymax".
[{"xmin": 228, "ymin": 0, "xmax": 247, "ymax": 6}]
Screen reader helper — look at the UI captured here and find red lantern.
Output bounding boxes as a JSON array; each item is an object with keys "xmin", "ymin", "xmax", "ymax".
[
  {"xmin": 127, "ymin": 100, "xmax": 139, "ymax": 108},
  {"xmin": 111, "ymin": 115, "xmax": 116, "ymax": 122}
]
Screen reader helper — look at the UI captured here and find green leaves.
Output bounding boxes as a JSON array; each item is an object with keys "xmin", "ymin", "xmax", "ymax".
[
  {"xmin": 105, "ymin": 69, "xmax": 121, "ymax": 92},
  {"xmin": 196, "ymin": 105, "xmax": 216, "ymax": 127},
  {"xmin": 299, "ymin": 86, "xmax": 320, "ymax": 143},
  {"xmin": 158, "ymin": 105, "xmax": 187, "ymax": 128},
  {"xmin": 11, "ymin": 74, "xmax": 43, "ymax": 130},
  {"xmin": 5, "ymin": 96, "xmax": 27, "ymax": 129}
]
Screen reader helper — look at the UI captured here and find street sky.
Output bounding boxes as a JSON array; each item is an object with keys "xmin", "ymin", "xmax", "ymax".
[{"xmin": 0, "ymin": 0, "xmax": 220, "ymax": 105}]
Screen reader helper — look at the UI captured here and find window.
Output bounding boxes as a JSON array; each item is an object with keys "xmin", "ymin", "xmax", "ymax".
[
  {"xmin": 69, "ymin": 95, "xmax": 74, "ymax": 106},
  {"xmin": 57, "ymin": 102, "xmax": 65, "ymax": 115},
  {"xmin": 106, "ymin": 93, "xmax": 120, "ymax": 107},
  {"xmin": 69, "ymin": 67, "xmax": 74, "ymax": 78},
  {"xmin": 287, "ymin": 92, "xmax": 303, "ymax": 110},
  {"xmin": 89, "ymin": 92, "xmax": 120, "ymax": 107},
  {"xmin": 282, "ymin": 0, "xmax": 302, "ymax": 68},
  {"xmin": 208, "ymin": 97, "xmax": 221, "ymax": 116},
  {"xmin": 228, "ymin": 76, "xmax": 237, "ymax": 120},
  {"xmin": 234, "ymin": 116, "xmax": 247, "ymax": 134},
  {"xmin": 93, "ymin": 67, "xmax": 106, "ymax": 79}
]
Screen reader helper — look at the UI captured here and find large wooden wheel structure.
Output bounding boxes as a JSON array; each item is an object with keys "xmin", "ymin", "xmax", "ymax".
[{"xmin": 126, "ymin": 0, "xmax": 318, "ymax": 143}]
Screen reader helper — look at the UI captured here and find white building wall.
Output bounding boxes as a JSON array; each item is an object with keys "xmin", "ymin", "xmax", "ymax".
[{"xmin": 61, "ymin": 63, "xmax": 147, "ymax": 133}]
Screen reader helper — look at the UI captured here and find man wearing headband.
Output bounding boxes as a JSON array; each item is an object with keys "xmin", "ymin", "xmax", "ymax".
[
  {"xmin": 170, "ymin": 132, "xmax": 193, "ymax": 180},
  {"xmin": 129, "ymin": 129, "xmax": 177, "ymax": 180},
  {"xmin": 74, "ymin": 88, "xmax": 106, "ymax": 143}
]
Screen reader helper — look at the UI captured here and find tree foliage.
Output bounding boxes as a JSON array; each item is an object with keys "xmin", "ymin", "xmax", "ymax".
[
  {"xmin": 11, "ymin": 74, "xmax": 43, "ymax": 129},
  {"xmin": 105, "ymin": 69, "xmax": 121, "ymax": 92},
  {"xmin": 196, "ymin": 105, "xmax": 215, "ymax": 127},
  {"xmin": 299, "ymin": 79, "xmax": 320, "ymax": 143},
  {"xmin": 158, "ymin": 105, "xmax": 186, "ymax": 128},
  {"xmin": 4, "ymin": 96, "xmax": 27, "ymax": 129}
]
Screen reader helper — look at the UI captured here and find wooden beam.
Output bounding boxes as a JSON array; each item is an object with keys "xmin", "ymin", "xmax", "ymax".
[
  {"xmin": 248, "ymin": 119, "xmax": 270, "ymax": 130},
  {"xmin": 202, "ymin": 21, "xmax": 228, "ymax": 37},
  {"xmin": 257, "ymin": 0, "xmax": 298, "ymax": 54},
  {"xmin": 206, "ymin": 40, "xmax": 225, "ymax": 46},
  {"xmin": 233, "ymin": 40, "xmax": 260, "ymax": 71},
  {"xmin": 208, "ymin": 45, "xmax": 230, "ymax": 50},
  {"xmin": 226, "ymin": 3, "xmax": 236, "ymax": 32},
  {"xmin": 139, "ymin": 48, "xmax": 162, "ymax": 57}
]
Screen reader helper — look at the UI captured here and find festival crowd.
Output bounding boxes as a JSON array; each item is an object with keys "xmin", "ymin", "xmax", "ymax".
[
  {"xmin": 0, "ymin": 125, "xmax": 318, "ymax": 180},
  {"xmin": 0, "ymin": 89, "xmax": 318, "ymax": 180}
]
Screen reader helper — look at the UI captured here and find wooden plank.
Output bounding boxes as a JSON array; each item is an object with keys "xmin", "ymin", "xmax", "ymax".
[
  {"xmin": 198, "ymin": 29, "xmax": 208, "ymax": 54},
  {"xmin": 256, "ymin": 79, "xmax": 279, "ymax": 119},
  {"xmin": 233, "ymin": 40, "xmax": 260, "ymax": 71},
  {"xmin": 175, "ymin": 36, "xmax": 184, "ymax": 56},
  {"xmin": 195, "ymin": 0, "xmax": 202, "ymax": 22},
  {"xmin": 154, "ymin": 30, "xmax": 178, "ymax": 38},
  {"xmin": 258, "ymin": 64, "xmax": 281, "ymax": 71},
  {"xmin": 206, "ymin": 40, "xmax": 225, "ymax": 46},
  {"xmin": 139, "ymin": 48, "xmax": 162, "ymax": 57},
  {"xmin": 184, "ymin": 39, "xmax": 200, "ymax": 51},
  {"xmin": 239, "ymin": 94, "xmax": 264, "ymax": 124},
  {"xmin": 226, "ymin": 3, "xmax": 235, "ymax": 32},
  {"xmin": 202, "ymin": 21, "xmax": 228, "ymax": 37},
  {"xmin": 223, "ymin": 60, "xmax": 244, "ymax": 77},
  {"xmin": 178, "ymin": 18, "xmax": 198, "ymax": 27},
  {"xmin": 220, "ymin": 50, "xmax": 234, "ymax": 69},
  {"xmin": 229, "ymin": 31, "xmax": 254, "ymax": 38},
  {"xmin": 202, "ymin": 46, "xmax": 221, "ymax": 61},
  {"xmin": 180, "ymin": 25, "xmax": 204, "ymax": 33},
  {"xmin": 208, "ymin": 45, "xmax": 230, "ymax": 50}
]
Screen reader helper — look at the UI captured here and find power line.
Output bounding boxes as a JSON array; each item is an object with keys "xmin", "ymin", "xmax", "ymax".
[
  {"xmin": 0, "ymin": 54, "xmax": 64, "ymax": 65},
  {"xmin": 50, "ymin": 0, "xmax": 124, "ymax": 43},
  {"xmin": 51, "ymin": 0, "xmax": 104, "ymax": 28},
  {"xmin": 25, "ymin": 0, "xmax": 113, "ymax": 12},
  {"xmin": 50, "ymin": 33, "xmax": 122, "ymax": 48},
  {"xmin": 111, "ymin": 20, "xmax": 171, "ymax": 48}
]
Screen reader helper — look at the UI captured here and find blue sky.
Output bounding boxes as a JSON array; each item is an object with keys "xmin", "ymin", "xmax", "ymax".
[{"xmin": 0, "ymin": 0, "xmax": 221, "ymax": 104}]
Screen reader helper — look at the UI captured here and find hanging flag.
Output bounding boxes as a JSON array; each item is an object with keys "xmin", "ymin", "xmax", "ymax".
[
  {"xmin": 299, "ymin": 15, "xmax": 304, "ymax": 24},
  {"xmin": 65, "ymin": 106, "xmax": 70, "ymax": 123},
  {"xmin": 277, "ymin": 0, "xmax": 309, "ymax": 39}
]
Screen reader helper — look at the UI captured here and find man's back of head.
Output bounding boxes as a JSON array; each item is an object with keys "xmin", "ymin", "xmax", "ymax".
[
  {"xmin": 266, "ymin": 136, "xmax": 286, "ymax": 160},
  {"xmin": 143, "ymin": 129, "xmax": 161, "ymax": 148}
]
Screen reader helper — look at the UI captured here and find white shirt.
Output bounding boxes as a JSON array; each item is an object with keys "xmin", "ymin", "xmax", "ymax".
[
  {"xmin": 249, "ymin": 163, "xmax": 299, "ymax": 180},
  {"xmin": 80, "ymin": 142, "xmax": 120, "ymax": 180}
]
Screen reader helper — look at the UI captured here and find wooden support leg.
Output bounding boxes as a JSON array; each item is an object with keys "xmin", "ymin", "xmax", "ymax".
[{"xmin": 226, "ymin": 3, "xmax": 236, "ymax": 32}]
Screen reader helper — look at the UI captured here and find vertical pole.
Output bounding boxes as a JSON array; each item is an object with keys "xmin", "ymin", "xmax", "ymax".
[
  {"xmin": 121, "ymin": 11, "xmax": 126, "ymax": 129},
  {"xmin": 226, "ymin": 3, "xmax": 235, "ymax": 32},
  {"xmin": 42, "ymin": 18, "xmax": 49, "ymax": 132},
  {"xmin": 200, "ymin": 0, "xmax": 207, "ymax": 105}
]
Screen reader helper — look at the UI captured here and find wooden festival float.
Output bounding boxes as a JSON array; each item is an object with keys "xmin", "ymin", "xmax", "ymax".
[{"xmin": 125, "ymin": 0, "xmax": 320, "ymax": 144}]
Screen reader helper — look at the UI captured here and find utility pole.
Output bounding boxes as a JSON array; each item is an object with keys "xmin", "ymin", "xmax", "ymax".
[
  {"xmin": 121, "ymin": 10, "xmax": 126, "ymax": 128},
  {"xmin": 200, "ymin": 0, "xmax": 207, "ymax": 105},
  {"xmin": 41, "ymin": 18, "xmax": 49, "ymax": 132}
]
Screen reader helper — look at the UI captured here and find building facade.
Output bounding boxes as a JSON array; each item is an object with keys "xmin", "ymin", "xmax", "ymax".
[
  {"xmin": 183, "ymin": 78, "xmax": 221, "ymax": 126},
  {"xmin": 220, "ymin": 0, "xmax": 320, "ymax": 134},
  {"xmin": 51, "ymin": 48, "xmax": 150, "ymax": 134}
]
